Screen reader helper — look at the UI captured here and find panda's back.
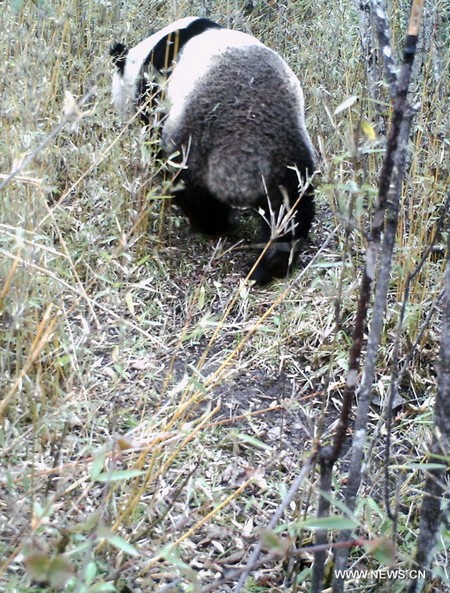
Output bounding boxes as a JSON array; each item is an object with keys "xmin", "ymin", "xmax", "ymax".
[{"xmin": 163, "ymin": 30, "xmax": 314, "ymax": 206}]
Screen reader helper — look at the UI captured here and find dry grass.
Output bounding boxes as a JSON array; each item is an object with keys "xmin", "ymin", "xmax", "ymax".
[{"xmin": 0, "ymin": 1, "xmax": 449, "ymax": 592}]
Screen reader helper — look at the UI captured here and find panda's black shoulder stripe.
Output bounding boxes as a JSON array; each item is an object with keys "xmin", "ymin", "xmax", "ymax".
[
  {"xmin": 144, "ymin": 18, "xmax": 222, "ymax": 73},
  {"xmin": 110, "ymin": 42, "xmax": 128, "ymax": 75}
]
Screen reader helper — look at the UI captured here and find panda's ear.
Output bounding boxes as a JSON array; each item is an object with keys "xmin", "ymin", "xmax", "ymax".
[{"xmin": 110, "ymin": 42, "xmax": 128, "ymax": 74}]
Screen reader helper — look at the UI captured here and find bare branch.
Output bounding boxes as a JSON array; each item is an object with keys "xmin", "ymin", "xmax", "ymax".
[
  {"xmin": 232, "ymin": 452, "xmax": 317, "ymax": 592},
  {"xmin": 370, "ymin": 0, "xmax": 399, "ymax": 96},
  {"xmin": 0, "ymin": 89, "xmax": 95, "ymax": 193},
  {"xmin": 325, "ymin": 2, "xmax": 425, "ymax": 591},
  {"xmin": 407, "ymin": 228, "xmax": 450, "ymax": 592},
  {"xmin": 385, "ymin": 193, "xmax": 450, "ymax": 521}
]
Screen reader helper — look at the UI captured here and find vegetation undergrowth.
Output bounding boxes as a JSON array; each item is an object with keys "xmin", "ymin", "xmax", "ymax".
[{"xmin": 1, "ymin": 1, "xmax": 448, "ymax": 592}]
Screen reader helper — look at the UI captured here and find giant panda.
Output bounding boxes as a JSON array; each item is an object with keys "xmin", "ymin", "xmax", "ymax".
[{"xmin": 111, "ymin": 17, "xmax": 316, "ymax": 284}]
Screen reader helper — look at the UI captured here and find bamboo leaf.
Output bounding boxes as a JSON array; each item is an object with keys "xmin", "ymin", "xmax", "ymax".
[
  {"xmin": 334, "ymin": 95, "xmax": 358, "ymax": 115},
  {"xmin": 95, "ymin": 469, "xmax": 144, "ymax": 482}
]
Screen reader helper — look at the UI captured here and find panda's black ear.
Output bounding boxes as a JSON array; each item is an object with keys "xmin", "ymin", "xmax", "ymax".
[{"xmin": 110, "ymin": 42, "xmax": 128, "ymax": 74}]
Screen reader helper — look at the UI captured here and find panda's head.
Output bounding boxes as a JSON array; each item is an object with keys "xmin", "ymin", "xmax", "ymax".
[{"xmin": 110, "ymin": 17, "xmax": 223, "ymax": 121}]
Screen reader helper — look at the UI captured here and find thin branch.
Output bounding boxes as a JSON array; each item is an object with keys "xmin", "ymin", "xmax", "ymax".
[
  {"xmin": 370, "ymin": 0, "xmax": 399, "ymax": 97},
  {"xmin": 330, "ymin": 2, "xmax": 425, "ymax": 591},
  {"xmin": 232, "ymin": 452, "xmax": 318, "ymax": 592},
  {"xmin": 407, "ymin": 228, "xmax": 450, "ymax": 593},
  {"xmin": 385, "ymin": 193, "xmax": 450, "ymax": 521},
  {"xmin": 0, "ymin": 89, "xmax": 95, "ymax": 192},
  {"xmin": 199, "ymin": 537, "xmax": 362, "ymax": 593}
]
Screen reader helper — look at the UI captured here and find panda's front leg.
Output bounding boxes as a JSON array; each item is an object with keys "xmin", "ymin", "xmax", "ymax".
[{"xmin": 172, "ymin": 185, "xmax": 234, "ymax": 236}]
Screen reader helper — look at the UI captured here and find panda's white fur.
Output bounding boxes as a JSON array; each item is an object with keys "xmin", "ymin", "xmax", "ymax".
[
  {"xmin": 163, "ymin": 28, "xmax": 313, "ymax": 206},
  {"xmin": 163, "ymin": 29, "xmax": 307, "ymax": 146},
  {"xmin": 111, "ymin": 17, "xmax": 316, "ymax": 283},
  {"xmin": 162, "ymin": 29, "xmax": 266, "ymax": 142},
  {"xmin": 112, "ymin": 16, "xmax": 199, "ymax": 116}
]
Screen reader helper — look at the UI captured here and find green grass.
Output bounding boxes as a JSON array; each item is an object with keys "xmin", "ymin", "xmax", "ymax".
[{"xmin": 1, "ymin": 1, "xmax": 449, "ymax": 591}]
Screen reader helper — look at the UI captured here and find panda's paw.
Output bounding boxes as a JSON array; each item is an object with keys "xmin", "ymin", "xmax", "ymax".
[{"xmin": 248, "ymin": 263, "xmax": 274, "ymax": 285}]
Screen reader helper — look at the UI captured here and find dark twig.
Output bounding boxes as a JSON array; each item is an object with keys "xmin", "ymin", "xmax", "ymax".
[
  {"xmin": 200, "ymin": 535, "xmax": 361, "ymax": 593},
  {"xmin": 331, "ymin": 4, "xmax": 425, "ymax": 590},
  {"xmin": 384, "ymin": 193, "xmax": 450, "ymax": 521},
  {"xmin": 309, "ymin": 2, "xmax": 426, "ymax": 591},
  {"xmin": 44, "ymin": 422, "xmax": 70, "ymax": 497},
  {"xmin": 407, "ymin": 229, "xmax": 450, "ymax": 593},
  {"xmin": 370, "ymin": 0, "xmax": 399, "ymax": 97},
  {"xmin": 232, "ymin": 452, "xmax": 318, "ymax": 592},
  {"xmin": 352, "ymin": 0, "xmax": 390, "ymax": 135},
  {"xmin": 398, "ymin": 289, "xmax": 444, "ymax": 386}
]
